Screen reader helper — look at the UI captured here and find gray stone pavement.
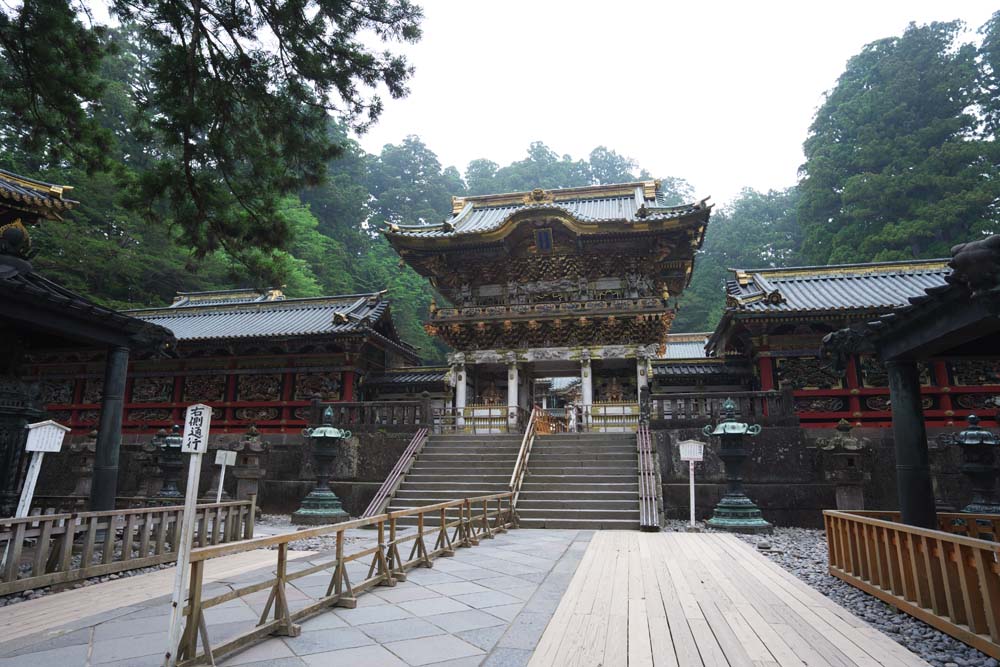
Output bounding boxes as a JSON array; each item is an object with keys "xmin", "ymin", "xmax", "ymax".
[{"xmin": 0, "ymin": 528, "xmax": 591, "ymax": 667}]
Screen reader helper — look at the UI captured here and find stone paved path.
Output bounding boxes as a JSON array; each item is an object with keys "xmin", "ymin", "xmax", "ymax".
[{"xmin": 0, "ymin": 528, "xmax": 591, "ymax": 667}]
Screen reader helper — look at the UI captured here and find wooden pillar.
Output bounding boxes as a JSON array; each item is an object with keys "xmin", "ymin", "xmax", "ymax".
[
  {"xmin": 757, "ymin": 354, "xmax": 774, "ymax": 416},
  {"xmin": 886, "ymin": 359, "xmax": 937, "ymax": 529},
  {"xmin": 342, "ymin": 371, "xmax": 355, "ymax": 402},
  {"xmin": 91, "ymin": 346, "xmax": 130, "ymax": 511},
  {"xmin": 932, "ymin": 361, "xmax": 953, "ymax": 422},
  {"xmin": 846, "ymin": 355, "xmax": 862, "ymax": 418}
]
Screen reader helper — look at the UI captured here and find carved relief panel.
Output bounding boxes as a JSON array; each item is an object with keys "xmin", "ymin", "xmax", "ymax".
[
  {"xmin": 776, "ymin": 357, "xmax": 841, "ymax": 390},
  {"xmin": 183, "ymin": 375, "xmax": 227, "ymax": 402},
  {"xmin": 39, "ymin": 379, "xmax": 74, "ymax": 405},
  {"xmin": 237, "ymin": 374, "xmax": 282, "ymax": 401},
  {"xmin": 131, "ymin": 376, "xmax": 174, "ymax": 403},
  {"xmin": 294, "ymin": 372, "xmax": 341, "ymax": 401},
  {"xmin": 951, "ymin": 360, "xmax": 1000, "ymax": 386},
  {"xmin": 82, "ymin": 378, "xmax": 104, "ymax": 404}
]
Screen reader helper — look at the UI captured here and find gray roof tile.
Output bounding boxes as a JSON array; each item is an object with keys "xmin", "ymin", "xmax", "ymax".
[{"xmin": 724, "ymin": 260, "xmax": 951, "ymax": 314}]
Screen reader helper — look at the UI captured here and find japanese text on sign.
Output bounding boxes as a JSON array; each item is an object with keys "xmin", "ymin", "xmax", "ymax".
[{"xmin": 181, "ymin": 404, "xmax": 213, "ymax": 453}]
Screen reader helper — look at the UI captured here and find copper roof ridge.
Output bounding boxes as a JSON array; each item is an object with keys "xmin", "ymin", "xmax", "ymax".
[
  {"xmin": 127, "ymin": 291, "xmax": 386, "ymax": 315},
  {"xmin": 728, "ymin": 258, "xmax": 950, "ymax": 279}
]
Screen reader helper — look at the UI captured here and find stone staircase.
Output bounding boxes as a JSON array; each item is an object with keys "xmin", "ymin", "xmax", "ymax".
[
  {"xmin": 386, "ymin": 433, "xmax": 522, "ymax": 526},
  {"xmin": 516, "ymin": 432, "xmax": 640, "ymax": 529}
]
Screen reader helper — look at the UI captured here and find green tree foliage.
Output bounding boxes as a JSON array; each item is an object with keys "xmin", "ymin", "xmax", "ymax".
[
  {"xmin": 797, "ymin": 20, "xmax": 1000, "ymax": 264},
  {"xmin": 0, "ymin": 0, "xmax": 422, "ymax": 268},
  {"xmin": 674, "ymin": 188, "xmax": 802, "ymax": 333}
]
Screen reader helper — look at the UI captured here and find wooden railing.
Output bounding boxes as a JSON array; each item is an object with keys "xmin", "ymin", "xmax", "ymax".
[
  {"xmin": 361, "ymin": 428, "xmax": 428, "ymax": 518},
  {"xmin": 510, "ymin": 408, "xmax": 539, "ymax": 509},
  {"xmin": 574, "ymin": 402, "xmax": 640, "ymax": 432},
  {"xmin": 536, "ymin": 408, "xmax": 568, "ymax": 434},
  {"xmin": 844, "ymin": 511, "xmax": 1000, "ymax": 543},
  {"xmin": 637, "ymin": 424, "xmax": 660, "ymax": 531},
  {"xmin": 170, "ymin": 492, "xmax": 515, "ymax": 666},
  {"xmin": 311, "ymin": 399, "xmax": 430, "ymax": 431},
  {"xmin": 1, "ymin": 498, "xmax": 256, "ymax": 596},
  {"xmin": 824, "ymin": 509, "xmax": 1000, "ymax": 659},
  {"xmin": 431, "ymin": 405, "xmax": 529, "ymax": 433},
  {"xmin": 649, "ymin": 390, "xmax": 795, "ymax": 426}
]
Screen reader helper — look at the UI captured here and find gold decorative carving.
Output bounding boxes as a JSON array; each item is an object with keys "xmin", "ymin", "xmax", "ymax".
[
  {"xmin": 237, "ymin": 374, "xmax": 282, "ymax": 401},
  {"xmin": 184, "ymin": 375, "xmax": 227, "ymax": 402},
  {"xmin": 523, "ymin": 188, "xmax": 555, "ymax": 205},
  {"xmin": 132, "ymin": 376, "xmax": 174, "ymax": 403},
  {"xmin": 294, "ymin": 372, "xmax": 342, "ymax": 401},
  {"xmin": 235, "ymin": 407, "xmax": 280, "ymax": 421}
]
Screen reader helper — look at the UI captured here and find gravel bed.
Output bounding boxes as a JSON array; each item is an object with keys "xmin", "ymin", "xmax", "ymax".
[
  {"xmin": 255, "ymin": 514, "xmax": 383, "ymax": 552},
  {"xmin": 0, "ymin": 560, "xmax": 174, "ymax": 608},
  {"xmin": 666, "ymin": 521, "xmax": 995, "ymax": 667}
]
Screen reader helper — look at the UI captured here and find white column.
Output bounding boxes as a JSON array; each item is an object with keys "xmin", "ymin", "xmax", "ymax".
[
  {"xmin": 636, "ymin": 356, "xmax": 649, "ymax": 393},
  {"xmin": 507, "ymin": 362, "xmax": 519, "ymax": 428},
  {"xmin": 581, "ymin": 358, "xmax": 593, "ymax": 427},
  {"xmin": 454, "ymin": 363, "xmax": 467, "ymax": 428}
]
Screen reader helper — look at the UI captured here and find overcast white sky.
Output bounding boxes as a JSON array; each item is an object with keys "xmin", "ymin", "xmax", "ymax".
[{"xmin": 356, "ymin": 1, "xmax": 997, "ymax": 206}]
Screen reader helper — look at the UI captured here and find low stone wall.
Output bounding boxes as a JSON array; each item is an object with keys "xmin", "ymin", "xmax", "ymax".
[
  {"xmin": 33, "ymin": 424, "xmax": 981, "ymax": 528},
  {"xmin": 35, "ymin": 430, "xmax": 416, "ymax": 516}
]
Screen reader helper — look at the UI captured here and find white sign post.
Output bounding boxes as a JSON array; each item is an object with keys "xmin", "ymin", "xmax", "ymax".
[
  {"xmin": 164, "ymin": 404, "xmax": 212, "ymax": 667},
  {"xmin": 678, "ymin": 440, "xmax": 705, "ymax": 530},
  {"xmin": 16, "ymin": 420, "xmax": 71, "ymax": 518},
  {"xmin": 214, "ymin": 449, "xmax": 237, "ymax": 503}
]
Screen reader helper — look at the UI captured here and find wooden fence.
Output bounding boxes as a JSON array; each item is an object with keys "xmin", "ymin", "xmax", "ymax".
[
  {"xmin": 824, "ymin": 509, "xmax": 1000, "ymax": 659},
  {"xmin": 637, "ymin": 424, "xmax": 660, "ymax": 531},
  {"xmin": 649, "ymin": 390, "xmax": 796, "ymax": 427},
  {"xmin": 170, "ymin": 492, "xmax": 515, "ymax": 666},
  {"xmin": 310, "ymin": 399, "xmax": 430, "ymax": 431},
  {"xmin": 0, "ymin": 497, "xmax": 256, "ymax": 596}
]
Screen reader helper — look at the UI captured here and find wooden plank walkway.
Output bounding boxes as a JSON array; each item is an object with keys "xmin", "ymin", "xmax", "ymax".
[
  {"xmin": 529, "ymin": 531, "xmax": 930, "ymax": 667},
  {"xmin": 0, "ymin": 548, "xmax": 316, "ymax": 641}
]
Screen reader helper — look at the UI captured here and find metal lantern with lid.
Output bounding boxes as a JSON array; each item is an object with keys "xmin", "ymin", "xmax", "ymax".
[
  {"xmin": 954, "ymin": 414, "xmax": 1000, "ymax": 514},
  {"xmin": 702, "ymin": 398, "xmax": 772, "ymax": 533},
  {"xmin": 292, "ymin": 406, "xmax": 352, "ymax": 525}
]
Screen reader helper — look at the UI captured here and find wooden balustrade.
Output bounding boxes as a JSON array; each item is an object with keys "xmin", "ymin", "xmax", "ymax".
[
  {"xmin": 431, "ymin": 405, "xmax": 528, "ymax": 434},
  {"xmin": 637, "ymin": 424, "xmax": 660, "ymax": 531},
  {"xmin": 510, "ymin": 408, "xmax": 539, "ymax": 509},
  {"xmin": 310, "ymin": 400, "xmax": 429, "ymax": 431},
  {"xmin": 361, "ymin": 428, "xmax": 428, "ymax": 518},
  {"xmin": 824, "ymin": 509, "xmax": 1000, "ymax": 659},
  {"xmin": 0, "ymin": 497, "xmax": 256, "ymax": 596},
  {"xmin": 171, "ymin": 492, "xmax": 515, "ymax": 666},
  {"xmin": 845, "ymin": 511, "xmax": 1000, "ymax": 543},
  {"xmin": 648, "ymin": 390, "xmax": 795, "ymax": 426}
]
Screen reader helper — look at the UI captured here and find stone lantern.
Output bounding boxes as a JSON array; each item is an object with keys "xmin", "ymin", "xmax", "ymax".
[
  {"xmin": 152, "ymin": 425, "xmax": 184, "ymax": 499},
  {"xmin": 816, "ymin": 419, "xmax": 871, "ymax": 510},
  {"xmin": 231, "ymin": 424, "xmax": 269, "ymax": 501},
  {"xmin": 953, "ymin": 415, "xmax": 1000, "ymax": 514},
  {"xmin": 703, "ymin": 398, "xmax": 772, "ymax": 533},
  {"xmin": 69, "ymin": 429, "xmax": 98, "ymax": 499},
  {"xmin": 292, "ymin": 407, "xmax": 352, "ymax": 525}
]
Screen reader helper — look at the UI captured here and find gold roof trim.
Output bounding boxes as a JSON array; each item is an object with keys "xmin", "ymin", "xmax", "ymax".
[
  {"xmin": 1, "ymin": 172, "xmax": 73, "ymax": 199},
  {"xmin": 451, "ymin": 180, "xmax": 658, "ymax": 214},
  {"xmin": 732, "ymin": 259, "xmax": 949, "ymax": 281},
  {"xmin": 666, "ymin": 332, "xmax": 711, "ymax": 342}
]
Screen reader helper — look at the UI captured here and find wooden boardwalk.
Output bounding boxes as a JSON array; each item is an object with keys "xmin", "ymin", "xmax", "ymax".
[{"xmin": 529, "ymin": 531, "xmax": 930, "ymax": 667}]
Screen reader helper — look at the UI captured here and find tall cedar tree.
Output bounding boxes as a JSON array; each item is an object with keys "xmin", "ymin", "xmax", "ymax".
[
  {"xmin": 0, "ymin": 0, "xmax": 421, "ymax": 272},
  {"xmin": 797, "ymin": 21, "xmax": 1000, "ymax": 264}
]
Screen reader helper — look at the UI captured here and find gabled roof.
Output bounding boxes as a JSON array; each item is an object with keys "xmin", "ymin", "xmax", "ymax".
[
  {"xmin": 723, "ymin": 259, "xmax": 950, "ymax": 314},
  {"xmin": 662, "ymin": 332, "xmax": 711, "ymax": 359},
  {"xmin": 127, "ymin": 291, "xmax": 398, "ymax": 343},
  {"xmin": 365, "ymin": 368, "xmax": 449, "ymax": 387},
  {"xmin": 0, "ymin": 169, "xmax": 78, "ymax": 220},
  {"xmin": 385, "ymin": 181, "xmax": 710, "ymax": 239},
  {"xmin": 169, "ymin": 288, "xmax": 286, "ymax": 308}
]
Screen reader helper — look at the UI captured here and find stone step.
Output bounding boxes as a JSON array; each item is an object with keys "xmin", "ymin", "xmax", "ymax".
[
  {"xmin": 520, "ymin": 482, "xmax": 639, "ymax": 493},
  {"xmin": 522, "ymin": 474, "xmax": 637, "ymax": 484},
  {"xmin": 517, "ymin": 517, "xmax": 641, "ymax": 530},
  {"xmin": 421, "ymin": 446, "xmax": 523, "ymax": 453},
  {"xmin": 525, "ymin": 466, "xmax": 637, "ymax": 476},
  {"xmin": 426, "ymin": 437, "xmax": 523, "ymax": 444},
  {"xmin": 535, "ymin": 434, "xmax": 636, "ymax": 442},
  {"xmin": 518, "ymin": 484, "xmax": 639, "ymax": 503},
  {"xmin": 396, "ymin": 481, "xmax": 511, "ymax": 491},
  {"xmin": 410, "ymin": 463, "xmax": 515, "ymax": 471},
  {"xmin": 529, "ymin": 450, "xmax": 636, "ymax": 457},
  {"xmin": 402, "ymin": 475, "xmax": 510, "ymax": 484},
  {"xmin": 517, "ymin": 508, "xmax": 639, "ymax": 521},
  {"xmin": 517, "ymin": 499, "xmax": 638, "ymax": 510},
  {"xmin": 419, "ymin": 452, "xmax": 521, "ymax": 459},
  {"xmin": 531, "ymin": 445, "xmax": 636, "ymax": 453}
]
